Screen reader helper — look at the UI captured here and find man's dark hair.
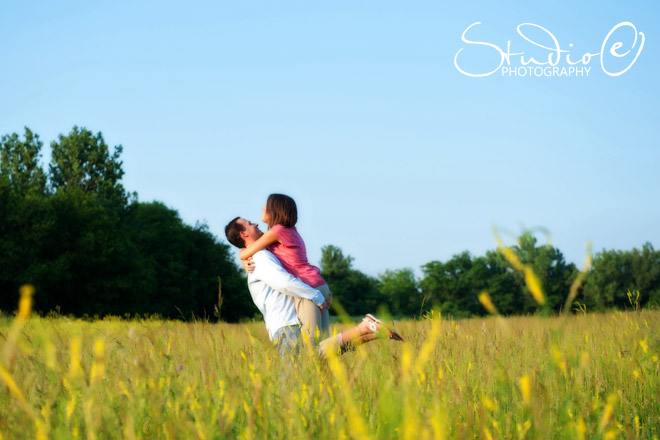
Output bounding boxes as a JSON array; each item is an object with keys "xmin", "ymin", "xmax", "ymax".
[
  {"xmin": 265, "ymin": 193, "xmax": 298, "ymax": 228},
  {"xmin": 224, "ymin": 217, "xmax": 246, "ymax": 248}
]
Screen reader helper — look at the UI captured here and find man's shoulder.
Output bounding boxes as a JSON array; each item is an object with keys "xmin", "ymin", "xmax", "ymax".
[
  {"xmin": 252, "ymin": 249, "xmax": 282, "ymax": 267},
  {"xmin": 252, "ymin": 248, "xmax": 274, "ymax": 260}
]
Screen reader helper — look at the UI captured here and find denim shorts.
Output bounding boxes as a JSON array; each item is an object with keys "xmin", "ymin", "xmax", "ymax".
[{"xmin": 273, "ymin": 325, "xmax": 301, "ymax": 358}]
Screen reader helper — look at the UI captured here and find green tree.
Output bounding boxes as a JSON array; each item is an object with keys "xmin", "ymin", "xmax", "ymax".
[
  {"xmin": 2, "ymin": 126, "xmax": 252, "ymax": 321},
  {"xmin": 320, "ymin": 245, "xmax": 381, "ymax": 316},
  {"xmin": 378, "ymin": 268, "xmax": 424, "ymax": 317},
  {"xmin": 509, "ymin": 233, "xmax": 577, "ymax": 313},
  {"xmin": 583, "ymin": 243, "xmax": 660, "ymax": 309},
  {"xmin": 481, "ymin": 251, "xmax": 523, "ymax": 315},
  {"xmin": 32, "ymin": 187, "xmax": 140, "ymax": 315},
  {"xmin": 0, "ymin": 128, "xmax": 52, "ymax": 311},
  {"xmin": 181, "ymin": 220, "xmax": 256, "ymax": 321},
  {"xmin": 49, "ymin": 126, "xmax": 126, "ymax": 205},
  {"xmin": 126, "ymin": 202, "xmax": 256, "ymax": 320},
  {"xmin": 320, "ymin": 244, "xmax": 353, "ymax": 280},
  {"xmin": 629, "ymin": 243, "xmax": 660, "ymax": 307},
  {"xmin": 0, "ymin": 127, "xmax": 47, "ymax": 195},
  {"xmin": 420, "ymin": 251, "xmax": 480, "ymax": 317}
]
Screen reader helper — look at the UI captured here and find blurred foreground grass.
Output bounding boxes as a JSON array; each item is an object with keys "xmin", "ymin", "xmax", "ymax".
[{"xmin": 0, "ymin": 305, "xmax": 659, "ymax": 439}]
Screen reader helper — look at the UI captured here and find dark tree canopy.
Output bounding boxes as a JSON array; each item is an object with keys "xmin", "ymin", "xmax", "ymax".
[
  {"xmin": 0, "ymin": 128, "xmax": 47, "ymax": 195},
  {"xmin": 582, "ymin": 243, "xmax": 660, "ymax": 310},
  {"xmin": 320, "ymin": 245, "xmax": 381, "ymax": 316},
  {"xmin": 49, "ymin": 126, "xmax": 126, "ymax": 204},
  {"xmin": 1, "ymin": 126, "xmax": 255, "ymax": 321}
]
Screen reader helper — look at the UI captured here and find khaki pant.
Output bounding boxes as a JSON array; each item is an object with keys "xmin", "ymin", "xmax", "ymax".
[{"xmin": 294, "ymin": 283, "xmax": 331, "ymax": 346}]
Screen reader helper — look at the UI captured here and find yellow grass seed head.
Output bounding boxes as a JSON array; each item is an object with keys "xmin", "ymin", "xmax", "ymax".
[
  {"xmin": 93, "ymin": 339, "xmax": 104, "ymax": 357},
  {"xmin": 519, "ymin": 375, "xmax": 532, "ymax": 405},
  {"xmin": 69, "ymin": 337, "xmax": 82, "ymax": 378},
  {"xmin": 35, "ymin": 419, "xmax": 48, "ymax": 440},
  {"xmin": 516, "ymin": 420, "xmax": 532, "ymax": 439},
  {"xmin": 0, "ymin": 364, "xmax": 30, "ymax": 412},
  {"xmin": 66, "ymin": 395, "xmax": 77, "ymax": 422},
  {"xmin": 478, "ymin": 291, "xmax": 498, "ymax": 315},
  {"xmin": 598, "ymin": 395, "xmax": 617, "ymax": 433},
  {"xmin": 90, "ymin": 339, "xmax": 105, "ymax": 384},
  {"xmin": 583, "ymin": 243, "xmax": 593, "ymax": 270},
  {"xmin": 416, "ymin": 317, "xmax": 442, "ymax": 370},
  {"xmin": 119, "ymin": 381, "xmax": 132, "ymax": 400},
  {"xmin": 219, "ymin": 380, "xmax": 225, "ymax": 399},
  {"xmin": 123, "ymin": 413, "xmax": 136, "ymax": 440},
  {"xmin": 195, "ymin": 421, "xmax": 207, "ymax": 440},
  {"xmin": 327, "ymin": 350, "xmax": 372, "ymax": 440},
  {"xmin": 401, "ymin": 345, "xmax": 412, "ymax": 377},
  {"xmin": 576, "ymin": 417, "xmax": 586, "ymax": 440},
  {"xmin": 430, "ymin": 406, "xmax": 447, "ymax": 440},
  {"xmin": 502, "ymin": 247, "xmax": 524, "ymax": 271},
  {"xmin": 579, "ymin": 352, "xmax": 589, "ymax": 368},
  {"xmin": 403, "ymin": 410, "xmax": 419, "ymax": 440},
  {"xmin": 492, "ymin": 228, "xmax": 523, "ymax": 271},
  {"xmin": 45, "ymin": 341, "xmax": 58, "ymax": 370},
  {"xmin": 551, "ymin": 346, "xmax": 568, "ymax": 375},
  {"xmin": 523, "ymin": 267, "xmax": 545, "ymax": 305},
  {"xmin": 18, "ymin": 284, "xmax": 35, "ymax": 320},
  {"xmin": 481, "ymin": 396, "xmax": 496, "ymax": 412},
  {"xmin": 245, "ymin": 328, "xmax": 256, "ymax": 344}
]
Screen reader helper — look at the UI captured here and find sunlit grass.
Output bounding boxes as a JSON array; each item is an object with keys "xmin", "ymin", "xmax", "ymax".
[{"xmin": 1, "ymin": 295, "xmax": 658, "ymax": 439}]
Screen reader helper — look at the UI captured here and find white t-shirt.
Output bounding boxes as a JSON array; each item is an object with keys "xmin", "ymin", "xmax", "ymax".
[{"xmin": 247, "ymin": 249, "xmax": 326, "ymax": 341}]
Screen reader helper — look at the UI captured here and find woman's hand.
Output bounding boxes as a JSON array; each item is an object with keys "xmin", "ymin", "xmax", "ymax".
[{"xmin": 241, "ymin": 257, "xmax": 255, "ymax": 273}]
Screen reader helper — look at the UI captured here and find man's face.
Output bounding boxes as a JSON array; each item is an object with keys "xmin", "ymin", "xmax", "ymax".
[{"xmin": 236, "ymin": 218, "xmax": 263, "ymax": 244}]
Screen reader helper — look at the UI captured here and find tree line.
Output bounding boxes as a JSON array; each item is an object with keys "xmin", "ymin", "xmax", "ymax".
[
  {"xmin": 1, "ymin": 127, "xmax": 254, "ymax": 321},
  {"xmin": 2, "ymin": 127, "xmax": 658, "ymax": 321},
  {"xmin": 321, "ymin": 238, "xmax": 660, "ymax": 318}
]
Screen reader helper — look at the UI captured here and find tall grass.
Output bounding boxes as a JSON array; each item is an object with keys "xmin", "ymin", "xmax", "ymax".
[{"xmin": 1, "ymin": 297, "xmax": 658, "ymax": 439}]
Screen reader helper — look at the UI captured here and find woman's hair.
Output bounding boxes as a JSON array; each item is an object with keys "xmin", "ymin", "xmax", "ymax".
[{"xmin": 265, "ymin": 193, "xmax": 297, "ymax": 228}]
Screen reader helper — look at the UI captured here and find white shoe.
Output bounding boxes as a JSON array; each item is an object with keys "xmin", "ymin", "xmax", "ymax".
[{"xmin": 363, "ymin": 314, "xmax": 404, "ymax": 341}]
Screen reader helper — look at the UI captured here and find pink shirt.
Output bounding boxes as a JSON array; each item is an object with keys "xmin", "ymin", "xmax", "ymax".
[{"xmin": 267, "ymin": 224, "xmax": 326, "ymax": 288}]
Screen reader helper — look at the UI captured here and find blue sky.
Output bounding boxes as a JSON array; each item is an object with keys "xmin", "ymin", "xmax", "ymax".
[{"xmin": 1, "ymin": 1, "xmax": 658, "ymax": 276}]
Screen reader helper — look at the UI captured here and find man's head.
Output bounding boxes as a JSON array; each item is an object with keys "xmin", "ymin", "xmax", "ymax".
[{"xmin": 224, "ymin": 217, "xmax": 263, "ymax": 248}]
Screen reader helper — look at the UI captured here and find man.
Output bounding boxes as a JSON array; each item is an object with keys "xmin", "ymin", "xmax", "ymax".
[{"xmin": 224, "ymin": 217, "xmax": 403, "ymax": 358}]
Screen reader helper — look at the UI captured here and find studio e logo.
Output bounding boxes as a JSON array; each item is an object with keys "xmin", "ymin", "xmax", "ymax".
[{"xmin": 454, "ymin": 22, "xmax": 645, "ymax": 78}]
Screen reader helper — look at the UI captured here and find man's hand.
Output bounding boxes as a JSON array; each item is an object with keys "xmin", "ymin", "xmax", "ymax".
[
  {"xmin": 241, "ymin": 257, "xmax": 255, "ymax": 273},
  {"xmin": 325, "ymin": 291, "xmax": 333, "ymax": 308},
  {"xmin": 319, "ymin": 298, "xmax": 331, "ymax": 311}
]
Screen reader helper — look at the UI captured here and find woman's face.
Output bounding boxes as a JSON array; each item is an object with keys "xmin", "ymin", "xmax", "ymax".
[{"xmin": 261, "ymin": 205, "xmax": 270, "ymax": 224}]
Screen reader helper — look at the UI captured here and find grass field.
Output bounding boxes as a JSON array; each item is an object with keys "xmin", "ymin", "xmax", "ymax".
[{"xmin": 1, "ymin": 294, "xmax": 658, "ymax": 440}]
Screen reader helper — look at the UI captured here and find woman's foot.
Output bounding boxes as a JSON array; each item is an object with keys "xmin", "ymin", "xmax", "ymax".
[{"xmin": 360, "ymin": 314, "xmax": 404, "ymax": 341}]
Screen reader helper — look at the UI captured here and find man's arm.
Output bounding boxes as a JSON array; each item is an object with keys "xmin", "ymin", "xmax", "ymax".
[{"xmin": 251, "ymin": 251, "xmax": 326, "ymax": 306}]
